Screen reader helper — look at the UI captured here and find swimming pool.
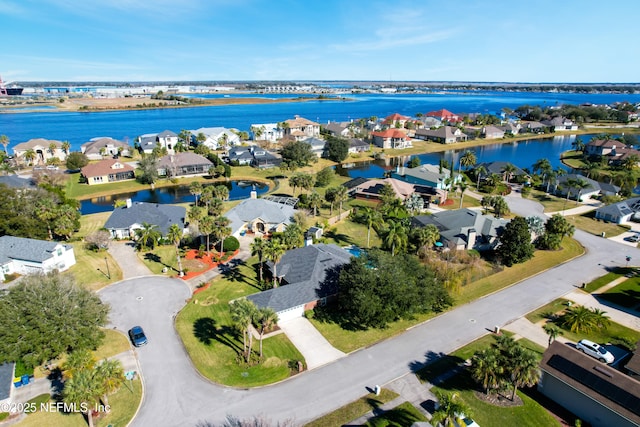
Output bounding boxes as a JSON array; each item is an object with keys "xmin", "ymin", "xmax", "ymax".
[{"xmin": 345, "ymin": 246, "xmax": 363, "ymax": 258}]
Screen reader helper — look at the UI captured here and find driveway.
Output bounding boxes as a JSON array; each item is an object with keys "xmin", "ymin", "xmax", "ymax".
[
  {"xmin": 278, "ymin": 317, "xmax": 345, "ymax": 369},
  {"xmin": 108, "ymin": 241, "xmax": 153, "ymax": 279}
]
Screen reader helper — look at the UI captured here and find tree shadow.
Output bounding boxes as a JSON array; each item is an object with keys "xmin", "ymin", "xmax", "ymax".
[
  {"xmin": 412, "ymin": 350, "xmax": 464, "ymax": 385},
  {"xmin": 324, "ymin": 230, "xmax": 354, "ymax": 246},
  {"xmin": 193, "ymin": 317, "xmax": 242, "ymax": 353},
  {"xmin": 143, "ymin": 252, "xmax": 174, "ymax": 270},
  {"xmin": 369, "ymin": 406, "xmax": 424, "ymax": 426},
  {"xmin": 47, "ymin": 367, "xmax": 64, "ymax": 398},
  {"xmin": 219, "ymin": 259, "xmax": 251, "ymax": 286}
]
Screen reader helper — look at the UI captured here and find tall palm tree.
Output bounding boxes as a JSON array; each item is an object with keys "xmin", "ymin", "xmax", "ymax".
[
  {"xmin": 230, "ymin": 299, "xmax": 257, "ymax": 362},
  {"xmin": 474, "ymin": 164, "xmax": 487, "ymax": 189},
  {"xmin": 360, "ymin": 206, "xmax": 382, "ymax": 248},
  {"xmin": 307, "ymin": 191, "xmax": 322, "ymax": 217},
  {"xmin": 471, "ymin": 347, "xmax": 503, "ymax": 395},
  {"xmin": 334, "ymin": 185, "xmax": 349, "ymax": 220},
  {"xmin": 255, "ymin": 307, "xmax": 278, "ymax": 359},
  {"xmin": 199, "ymin": 215, "xmax": 215, "ymax": 256},
  {"xmin": 63, "ymin": 349, "xmax": 95, "ymax": 379},
  {"xmin": 250, "ymin": 237, "xmax": 267, "ymax": 283},
  {"xmin": 571, "ymin": 137, "xmax": 585, "ymax": 153},
  {"xmin": 384, "ymin": 219, "xmax": 407, "ymax": 256},
  {"xmin": 431, "ymin": 391, "xmax": 471, "ymax": 427},
  {"xmin": 264, "ymin": 238, "xmax": 286, "ymax": 287},
  {"xmin": 167, "ymin": 224, "xmax": 184, "ymax": 276},
  {"xmin": 61, "ymin": 140, "xmax": 71, "ymax": 155},
  {"xmin": 189, "ymin": 182, "xmax": 203, "ymax": 206},
  {"xmin": 543, "ymin": 323, "xmax": 563, "ymax": 346},
  {"xmin": 0, "ymin": 135, "xmax": 9, "ymax": 154},
  {"xmin": 212, "ymin": 185, "xmax": 229, "ymax": 201},
  {"xmin": 48, "ymin": 142, "xmax": 58, "ymax": 158},
  {"xmin": 459, "ymin": 150, "xmax": 477, "ymax": 174},
  {"xmin": 573, "ymin": 178, "xmax": 590, "ymax": 205},
  {"xmin": 94, "ymin": 358, "xmax": 124, "ymax": 408},
  {"xmin": 501, "ymin": 163, "xmax": 517, "ymax": 183},
  {"xmin": 134, "ymin": 222, "xmax": 161, "ymax": 251},
  {"xmin": 508, "ymin": 346, "xmax": 540, "ymax": 401},
  {"xmin": 212, "ymin": 216, "xmax": 231, "ymax": 259},
  {"xmin": 411, "ymin": 224, "xmax": 439, "ymax": 255},
  {"xmin": 63, "ymin": 369, "xmax": 103, "ymax": 427},
  {"xmin": 24, "ymin": 149, "xmax": 36, "ymax": 166},
  {"xmin": 458, "ymin": 180, "xmax": 468, "ymax": 208}
]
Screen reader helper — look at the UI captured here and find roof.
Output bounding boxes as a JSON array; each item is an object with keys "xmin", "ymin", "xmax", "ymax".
[
  {"xmin": 285, "ymin": 116, "xmax": 319, "ymax": 128},
  {"xmin": 0, "ymin": 235, "xmax": 71, "ymax": 265},
  {"xmin": 411, "ymin": 208, "xmax": 507, "ymax": 246},
  {"xmin": 540, "ymin": 341, "xmax": 640, "ymax": 424},
  {"xmin": 323, "ymin": 123, "xmax": 348, "ymax": 135},
  {"xmin": 395, "ymin": 163, "xmax": 453, "ymax": 183},
  {"xmin": 625, "ymin": 340, "xmax": 640, "ymax": 376},
  {"xmin": 556, "ymin": 174, "xmax": 600, "ymax": 192},
  {"xmin": 247, "ymin": 244, "xmax": 352, "ymax": 312},
  {"xmin": 355, "ymin": 178, "xmax": 415, "ymax": 200},
  {"xmin": 81, "ymin": 159, "xmax": 135, "ymax": 178},
  {"xmin": 415, "ymin": 126, "xmax": 466, "ymax": 140},
  {"xmin": 426, "ymin": 109, "xmax": 459, "ymax": 120},
  {"xmin": 13, "ymin": 138, "xmax": 63, "ymax": 151},
  {"xmin": 383, "ymin": 113, "xmax": 411, "ymax": 123},
  {"xmin": 224, "ymin": 198, "xmax": 296, "ymax": 235},
  {"xmin": 103, "ymin": 202, "xmax": 186, "ymax": 235},
  {"xmin": 371, "ymin": 129, "xmax": 409, "ymax": 139},
  {"xmin": 157, "ymin": 152, "xmax": 213, "ymax": 168},
  {"xmin": 349, "ymin": 138, "xmax": 368, "ymax": 148},
  {"xmin": 587, "ymin": 138, "xmax": 619, "ymax": 148},
  {"xmin": 157, "ymin": 130, "xmax": 178, "ymax": 138},
  {"xmin": 595, "ymin": 197, "xmax": 640, "ymax": 219},
  {"xmin": 483, "ymin": 125, "xmax": 505, "ymax": 135},
  {"xmin": 476, "ymin": 161, "xmax": 526, "ymax": 177},
  {"xmin": 342, "ymin": 177, "xmax": 369, "ymax": 190},
  {"xmin": 0, "ymin": 363, "xmax": 14, "ymax": 401},
  {"xmin": 81, "ymin": 137, "xmax": 129, "ymax": 155},
  {"xmin": 0, "ymin": 175, "xmax": 36, "ymax": 189}
]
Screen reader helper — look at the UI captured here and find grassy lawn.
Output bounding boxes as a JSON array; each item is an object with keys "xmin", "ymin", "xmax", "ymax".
[
  {"xmin": 14, "ymin": 379, "xmax": 141, "ymax": 427},
  {"xmin": 560, "ymin": 150, "xmax": 586, "ymax": 169},
  {"xmin": 439, "ymin": 193, "xmax": 482, "ymax": 210},
  {"xmin": 582, "ymin": 267, "xmax": 630, "ymax": 293},
  {"xmin": 524, "ymin": 298, "xmax": 572, "ymax": 324},
  {"xmin": 526, "ymin": 190, "xmax": 572, "ymax": 213},
  {"xmin": 600, "ymin": 276, "xmax": 640, "ymax": 308},
  {"xmin": 565, "ymin": 211, "xmax": 629, "ymax": 238},
  {"xmin": 304, "ymin": 388, "xmax": 399, "ymax": 427},
  {"xmin": 138, "ymin": 245, "xmax": 179, "ymax": 275},
  {"xmin": 365, "ymin": 401, "xmax": 428, "ymax": 426},
  {"xmin": 324, "ymin": 219, "xmax": 383, "ymax": 249},
  {"xmin": 455, "ymin": 237, "xmax": 584, "ymax": 305},
  {"xmin": 175, "ymin": 256, "xmax": 305, "ymax": 387}
]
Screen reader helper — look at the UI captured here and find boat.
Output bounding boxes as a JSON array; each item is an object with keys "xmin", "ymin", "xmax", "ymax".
[{"xmin": 0, "ymin": 76, "xmax": 24, "ymax": 96}]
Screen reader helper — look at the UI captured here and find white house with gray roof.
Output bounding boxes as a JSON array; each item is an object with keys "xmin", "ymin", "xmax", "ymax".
[
  {"xmin": 190, "ymin": 127, "xmax": 240, "ymax": 150},
  {"xmin": 0, "ymin": 235, "xmax": 76, "ymax": 281},
  {"xmin": 595, "ymin": 197, "xmax": 640, "ymax": 224},
  {"xmin": 104, "ymin": 201, "xmax": 186, "ymax": 239},
  {"xmin": 225, "ymin": 198, "xmax": 296, "ymax": 237},
  {"xmin": 246, "ymin": 244, "xmax": 352, "ymax": 321}
]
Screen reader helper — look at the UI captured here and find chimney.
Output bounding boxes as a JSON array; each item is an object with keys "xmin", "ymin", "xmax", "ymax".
[
  {"xmin": 250, "ymin": 190, "xmax": 257, "ymax": 199},
  {"xmin": 467, "ymin": 228, "xmax": 477, "ymax": 250},
  {"xmin": 126, "ymin": 198, "xmax": 132, "ymax": 209}
]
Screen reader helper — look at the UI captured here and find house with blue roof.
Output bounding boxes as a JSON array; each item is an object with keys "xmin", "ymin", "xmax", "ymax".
[
  {"xmin": 224, "ymin": 197, "xmax": 295, "ymax": 237},
  {"xmin": 0, "ymin": 235, "xmax": 76, "ymax": 281},
  {"xmin": 104, "ymin": 200, "xmax": 186, "ymax": 239}
]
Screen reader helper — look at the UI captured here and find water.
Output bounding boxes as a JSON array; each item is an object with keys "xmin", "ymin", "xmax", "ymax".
[
  {"xmin": 79, "ymin": 180, "xmax": 269, "ymax": 214},
  {"xmin": 344, "ymin": 246, "xmax": 363, "ymax": 258},
  {"xmin": 2, "ymin": 90, "xmax": 640, "ymax": 152}
]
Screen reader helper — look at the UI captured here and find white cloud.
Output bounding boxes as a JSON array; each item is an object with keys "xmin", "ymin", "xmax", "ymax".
[{"xmin": 330, "ymin": 28, "xmax": 457, "ymax": 52}]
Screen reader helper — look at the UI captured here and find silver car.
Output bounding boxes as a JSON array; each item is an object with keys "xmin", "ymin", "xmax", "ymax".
[{"xmin": 576, "ymin": 339, "xmax": 614, "ymax": 363}]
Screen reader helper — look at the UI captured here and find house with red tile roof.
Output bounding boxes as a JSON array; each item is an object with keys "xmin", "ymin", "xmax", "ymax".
[
  {"xmin": 80, "ymin": 159, "xmax": 136, "ymax": 185},
  {"xmin": 382, "ymin": 113, "xmax": 411, "ymax": 128},
  {"xmin": 371, "ymin": 129, "xmax": 412, "ymax": 149},
  {"xmin": 426, "ymin": 109, "xmax": 461, "ymax": 123}
]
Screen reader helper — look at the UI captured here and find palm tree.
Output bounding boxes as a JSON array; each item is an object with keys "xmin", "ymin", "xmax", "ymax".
[
  {"xmin": 199, "ymin": 215, "xmax": 215, "ymax": 256},
  {"xmin": 0, "ymin": 135, "xmax": 9, "ymax": 154},
  {"xmin": 167, "ymin": 224, "xmax": 184, "ymax": 276},
  {"xmin": 63, "ymin": 369, "xmax": 103, "ymax": 427},
  {"xmin": 543, "ymin": 323, "xmax": 563, "ymax": 346},
  {"xmin": 250, "ymin": 237, "xmax": 267, "ymax": 283},
  {"xmin": 459, "ymin": 150, "xmax": 477, "ymax": 174},
  {"xmin": 325, "ymin": 187, "xmax": 337, "ymax": 216},
  {"xmin": 480, "ymin": 196, "xmax": 494, "ymax": 214},
  {"xmin": 572, "ymin": 178, "xmax": 590, "ymax": 205},
  {"xmin": 384, "ymin": 219, "xmax": 407, "ymax": 256},
  {"xmin": 623, "ymin": 154, "xmax": 640, "ymax": 171},
  {"xmin": 94, "ymin": 358, "xmax": 124, "ymax": 408},
  {"xmin": 264, "ymin": 238, "xmax": 286, "ymax": 287},
  {"xmin": 360, "ymin": 206, "xmax": 382, "ymax": 248},
  {"xmin": 307, "ymin": 191, "xmax": 322, "ymax": 217},
  {"xmin": 492, "ymin": 196, "xmax": 510, "ymax": 218},
  {"xmin": 212, "ymin": 216, "xmax": 231, "ymax": 259},
  {"xmin": 471, "ymin": 347, "xmax": 503, "ymax": 395},
  {"xmin": 560, "ymin": 305, "xmax": 598, "ymax": 333},
  {"xmin": 255, "ymin": 307, "xmax": 278, "ymax": 359},
  {"xmin": 334, "ymin": 185, "xmax": 349, "ymax": 220},
  {"xmin": 189, "ymin": 182, "xmax": 203, "ymax": 206},
  {"xmin": 458, "ymin": 180, "xmax": 468, "ymax": 208},
  {"xmin": 61, "ymin": 140, "xmax": 71, "ymax": 155},
  {"xmin": 571, "ymin": 137, "xmax": 585, "ymax": 153},
  {"xmin": 591, "ymin": 308, "xmax": 611, "ymax": 329},
  {"xmin": 474, "ymin": 164, "xmax": 487, "ymax": 189},
  {"xmin": 230, "ymin": 299, "xmax": 257, "ymax": 362},
  {"xmin": 431, "ymin": 391, "xmax": 471, "ymax": 427},
  {"xmin": 508, "ymin": 346, "xmax": 540, "ymax": 401},
  {"xmin": 48, "ymin": 142, "xmax": 58, "ymax": 158},
  {"xmin": 24, "ymin": 149, "xmax": 36, "ymax": 166},
  {"xmin": 212, "ymin": 185, "xmax": 229, "ymax": 201},
  {"xmin": 134, "ymin": 222, "xmax": 161, "ymax": 251},
  {"xmin": 411, "ymin": 224, "xmax": 439, "ymax": 255},
  {"xmin": 63, "ymin": 349, "xmax": 95, "ymax": 379},
  {"xmin": 501, "ymin": 163, "xmax": 517, "ymax": 183}
]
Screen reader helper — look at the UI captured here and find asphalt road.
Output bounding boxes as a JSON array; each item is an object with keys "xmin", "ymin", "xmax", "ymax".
[{"xmin": 99, "ymin": 196, "xmax": 640, "ymax": 427}]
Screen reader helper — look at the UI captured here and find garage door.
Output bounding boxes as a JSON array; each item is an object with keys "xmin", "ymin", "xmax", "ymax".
[{"xmin": 277, "ymin": 305, "xmax": 304, "ymax": 322}]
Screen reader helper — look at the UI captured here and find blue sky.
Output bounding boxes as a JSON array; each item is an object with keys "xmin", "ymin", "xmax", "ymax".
[{"xmin": 1, "ymin": 0, "xmax": 639, "ymax": 83}]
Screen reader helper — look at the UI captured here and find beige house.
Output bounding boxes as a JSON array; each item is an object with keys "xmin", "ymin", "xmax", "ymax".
[
  {"xmin": 12, "ymin": 138, "xmax": 67, "ymax": 165},
  {"xmin": 80, "ymin": 159, "xmax": 136, "ymax": 185},
  {"xmin": 283, "ymin": 116, "xmax": 320, "ymax": 140},
  {"xmin": 81, "ymin": 137, "xmax": 132, "ymax": 160},
  {"xmin": 371, "ymin": 129, "xmax": 412, "ymax": 149}
]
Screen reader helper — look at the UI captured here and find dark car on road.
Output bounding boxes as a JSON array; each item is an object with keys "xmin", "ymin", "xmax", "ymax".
[{"xmin": 128, "ymin": 326, "xmax": 148, "ymax": 347}]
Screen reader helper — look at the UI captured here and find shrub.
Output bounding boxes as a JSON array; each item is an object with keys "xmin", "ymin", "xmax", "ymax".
[
  {"xmin": 304, "ymin": 309, "xmax": 315, "ymax": 319},
  {"xmin": 14, "ymin": 359, "xmax": 34, "ymax": 377},
  {"xmin": 223, "ymin": 236, "xmax": 240, "ymax": 252}
]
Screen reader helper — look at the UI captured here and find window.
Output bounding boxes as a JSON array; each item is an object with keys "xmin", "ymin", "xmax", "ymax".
[{"xmin": 57, "ymin": 248, "xmax": 63, "ymax": 257}]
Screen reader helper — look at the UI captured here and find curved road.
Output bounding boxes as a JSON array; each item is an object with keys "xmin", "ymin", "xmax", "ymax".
[{"xmin": 100, "ymin": 196, "xmax": 640, "ymax": 426}]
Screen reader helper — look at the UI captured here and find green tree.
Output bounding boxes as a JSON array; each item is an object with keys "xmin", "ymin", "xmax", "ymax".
[
  {"xmin": 199, "ymin": 215, "xmax": 215, "ymax": 255},
  {"xmin": 431, "ymin": 391, "xmax": 471, "ymax": 427},
  {"xmin": 250, "ymin": 237, "xmax": 267, "ymax": 283},
  {"xmin": 379, "ymin": 183, "xmax": 397, "ymax": 205},
  {"xmin": 168, "ymin": 224, "xmax": 184, "ymax": 276},
  {"xmin": 325, "ymin": 135, "xmax": 350, "ymax": 162},
  {"xmin": 333, "ymin": 185, "xmax": 349, "ymax": 220},
  {"xmin": 63, "ymin": 349, "xmax": 96, "ymax": 379},
  {"xmin": 63, "ymin": 368, "xmax": 103, "ymax": 427},
  {"xmin": 359, "ymin": 206, "xmax": 383, "ymax": 248},
  {"xmin": 543, "ymin": 323, "xmax": 563, "ymax": 346},
  {"xmin": 280, "ymin": 140, "xmax": 315, "ymax": 168},
  {"xmin": 474, "ymin": 164, "xmax": 487, "ymax": 188},
  {"xmin": 254, "ymin": 307, "xmax": 278, "ymax": 359},
  {"xmin": 0, "ymin": 274, "xmax": 108, "ymax": 369},
  {"xmin": 501, "ymin": 163, "xmax": 517, "ymax": 183},
  {"xmin": 0, "ymin": 135, "xmax": 9, "ymax": 154},
  {"xmin": 491, "ymin": 196, "xmax": 510, "ymax": 218},
  {"xmin": 410, "ymin": 224, "xmax": 439, "ymax": 255},
  {"xmin": 560, "ymin": 305, "xmax": 598, "ymax": 333},
  {"xmin": 545, "ymin": 213, "xmax": 575, "ymax": 239},
  {"xmin": 459, "ymin": 150, "xmax": 477, "ymax": 174},
  {"xmin": 134, "ymin": 222, "xmax": 161, "ymax": 251},
  {"xmin": 212, "ymin": 216, "xmax": 232, "ymax": 258},
  {"xmin": 471, "ymin": 347, "xmax": 503, "ymax": 395},
  {"xmin": 324, "ymin": 187, "xmax": 338, "ymax": 216},
  {"xmin": 497, "ymin": 216, "xmax": 534, "ymax": 266},
  {"xmin": 24, "ymin": 148, "xmax": 36, "ymax": 166},
  {"xmin": 137, "ymin": 154, "xmax": 159, "ymax": 184},
  {"xmin": 264, "ymin": 238, "xmax": 286, "ymax": 287},
  {"xmin": 384, "ymin": 219, "xmax": 408, "ymax": 256},
  {"xmin": 282, "ymin": 222, "xmax": 304, "ymax": 249},
  {"xmin": 189, "ymin": 182, "xmax": 203, "ymax": 206},
  {"xmin": 405, "ymin": 193, "xmax": 424, "ymax": 214},
  {"xmin": 458, "ymin": 180, "xmax": 468, "ymax": 209},
  {"xmin": 571, "ymin": 137, "xmax": 585, "ymax": 152},
  {"xmin": 94, "ymin": 358, "xmax": 124, "ymax": 408},
  {"xmin": 230, "ymin": 299, "xmax": 257, "ymax": 363},
  {"xmin": 315, "ymin": 167, "xmax": 334, "ymax": 187},
  {"xmin": 508, "ymin": 345, "xmax": 541, "ymax": 401},
  {"xmin": 61, "ymin": 140, "xmax": 71, "ymax": 155},
  {"xmin": 307, "ymin": 191, "xmax": 322, "ymax": 217},
  {"xmin": 212, "ymin": 184, "xmax": 230, "ymax": 201},
  {"xmin": 66, "ymin": 152, "xmax": 90, "ymax": 170}
]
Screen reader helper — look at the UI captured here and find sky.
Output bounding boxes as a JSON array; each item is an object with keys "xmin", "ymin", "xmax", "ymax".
[{"xmin": 1, "ymin": 0, "xmax": 639, "ymax": 83}]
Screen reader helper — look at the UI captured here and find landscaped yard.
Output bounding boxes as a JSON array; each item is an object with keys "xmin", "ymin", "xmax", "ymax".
[
  {"xmin": 565, "ymin": 211, "xmax": 629, "ymax": 238},
  {"xmin": 526, "ymin": 190, "xmax": 572, "ymax": 213},
  {"xmin": 175, "ymin": 256, "xmax": 305, "ymax": 387},
  {"xmin": 600, "ymin": 275, "xmax": 640, "ymax": 308},
  {"xmin": 581, "ymin": 267, "xmax": 630, "ymax": 293}
]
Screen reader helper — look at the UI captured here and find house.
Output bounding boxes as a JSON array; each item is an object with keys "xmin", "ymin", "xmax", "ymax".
[
  {"xmin": 538, "ymin": 341, "xmax": 640, "ymax": 427},
  {"xmin": 382, "ymin": 113, "xmax": 411, "ymax": 128},
  {"xmin": 283, "ymin": 116, "xmax": 321, "ymax": 140},
  {"xmin": 80, "ymin": 159, "xmax": 136, "ymax": 185},
  {"xmin": 585, "ymin": 138, "xmax": 621, "ymax": 157},
  {"xmin": 190, "ymin": 127, "xmax": 240, "ymax": 150},
  {"xmin": 482, "ymin": 125, "xmax": 505, "ymax": 139},
  {"xmin": 352, "ymin": 178, "xmax": 417, "ymax": 202},
  {"xmin": 426, "ymin": 109, "xmax": 461, "ymax": 123},
  {"xmin": 421, "ymin": 117, "xmax": 442, "ymax": 128},
  {"xmin": 137, "ymin": 130, "xmax": 178, "ymax": 154},
  {"xmin": 302, "ymin": 137, "xmax": 327, "ymax": 158},
  {"xmin": 500, "ymin": 122, "xmax": 521, "ymax": 135},
  {"xmin": 371, "ymin": 129, "xmax": 412, "ymax": 149},
  {"xmin": 475, "ymin": 161, "xmax": 527, "ymax": 182},
  {"xmin": 411, "ymin": 208, "xmax": 508, "ymax": 251},
  {"xmin": 414, "ymin": 126, "xmax": 467, "ymax": 144},
  {"xmin": 523, "ymin": 121, "xmax": 547, "ymax": 133},
  {"xmin": 228, "ymin": 145, "xmax": 282, "ymax": 168},
  {"xmin": 392, "ymin": 164, "xmax": 460, "ymax": 190},
  {"xmin": 0, "ymin": 235, "xmax": 76, "ymax": 281},
  {"xmin": 595, "ymin": 197, "xmax": 640, "ymax": 224},
  {"xmin": 225, "ymin": 197, "xmax": 296, "ymax": 237},
  {"xmin": 157, "ymin": 152, "xmax": 213, "ymax": 178},
  {"xmin": 323, "ymin": 122, "xmax": 350, "ymax": 137},
  {"xmin": 12, "ymin": 138, "xmax": 67, "ymax": 166},
  {"xmin": 228, "ymin": 146, "xmax": 255, "ymax": 166},
  {"xmin": 543, "ymin": 116, "xmax": 579, "ymax": 131},
  {"xmin": 555, "ymin": 174, "xmax": 601, "ymax": 201},
  {"xmin": 103, "ymin": 200, "xmax": 187, "ymax": 239},
  {"xmin": 81, "ymin": 137, "xmax": 131, "ymax": 160},
  {"xmin": 246, "ymin": 244, "xmax": 352, "ymax": 321},
  {"xmin": 250, "ymin": 123, "xmax": 284, "ymax": 143},
  {"xmin": 348, "ymin": 138, "xmax": 369, "ymax": 153}
]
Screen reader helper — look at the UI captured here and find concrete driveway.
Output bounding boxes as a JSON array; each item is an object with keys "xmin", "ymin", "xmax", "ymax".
[
  {"xmin": 278, "ymin": 317, "xmax": 345, "ymax": 369},
  {"xmin": 108, "ymin": 241, "xmax": 153, "ymax": 279}
]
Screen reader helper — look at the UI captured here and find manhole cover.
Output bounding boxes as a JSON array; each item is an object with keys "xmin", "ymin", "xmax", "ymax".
[
  {"xmin": 469, "ymin": 318, "xmax": 476, "ymax": 323},
  {"xmin": 136, "ymin": 296, "xmax": 143, "ymax": 301}
]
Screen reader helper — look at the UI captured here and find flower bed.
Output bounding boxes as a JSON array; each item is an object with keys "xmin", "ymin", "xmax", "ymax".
[{"xmin": 179, "ymin": 249, "xmax": 239, "ymax": 280}]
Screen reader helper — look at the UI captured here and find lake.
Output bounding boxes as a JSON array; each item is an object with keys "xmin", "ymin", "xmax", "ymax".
[
  {"xmin": 79, "ymin": 180, "xmax": 269, "ymax": 215},
  {"xmin": 2, "ymin": 90, "xmax": 640, "ymax": 152}
]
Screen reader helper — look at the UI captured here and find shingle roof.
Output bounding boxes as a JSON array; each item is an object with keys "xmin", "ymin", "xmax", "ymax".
[
  {"xmin": 104, "ymin": 202, "xmax": 186, "ymax": 235},
  {"xmin": 81, "ymin": 159, "xmax": 135, "ymax": 178},
  {"xmin": 595, "ymin": 197, "xmax": 640, "ymax": 219},
  {"xmin": 157, "ymin": 152, "xmax": 213, "ymax": 168},
  {"xmin": 225, "ymin": 198, "xmax": 295, "ymax": 235},
  {"xmin": 247, "ymin": 244, "xmax": 352, "ymax": 312},
  {"xmin": 415, "ymin": 126, "xmax": 466, "ymax": 140},
  {"xmin": 371, "ymin": 129, "xmax": 408, "ymax": 139},
  {"xmin": 13, "ymin": 138, "xmax": 63, "ymax": 151},
  {"xmin": 476, "ymin": 161, "xmax": 526, "ymax": 177},
  {"xmin": 81, "ymin": 137, "xmax": 129, "ymax": 156},
  {"xmin": 0, "ymin": 235, "xmax": 71, "ymax": 264},
  {"xmin": 355, "ymin": 178, "xmax": 415, "ymax": 200},
  {"xmin": 395, "ymin": 163, "xmax": 453, "ymax": 183},
  {"xmin": 411, "ymin": 208, "xmax": 507, "ymax": 246}
]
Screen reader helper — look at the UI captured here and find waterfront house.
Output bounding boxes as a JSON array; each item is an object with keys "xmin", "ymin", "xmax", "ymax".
[
  {"xmin": 426, "ymin": 109, "xmax": 461, "ymax": 123},
  {"xmin": 382, "ymin": 113, "xmax": 411, "ymax": 129},
  {"xmin": 190, "ymin": 127, "xmax": 240, "ymax": 150},
  {"xmin": 500, "ymin": 122, "xmax": 521, "ymax": 135},
  {"xmin": 543, "ymin": 116, "xmax": 579, "ymax": 131},
  {"xmin": 353, "ymin": 178, "xmax": 416, "ymax": 202},
  {"xmin": 371, "ymin": 129, "xmax": 412, "ymax": 149},
  {"xmin": 80, "ymin": 159, "xmax": 136, "ymax": 185},
  {"xmin": 538, "ymin": 341, "xmax": 640, "ymax": 427},
  {"xmin": 411, "ymin": 208, "xmax": 507, "ymax": 251},
  {"xmin": 137, "ymin": 130, "xmax": 178, "ymax": 154},
  {"xmin": 283, "ymin": 116, "xmax": 321, "ymax": 140},
  {"xmin": 157, "ymin": 152, "xmax": 213, "ymax": 178},
  {"xmin": 302, "ymin": 137, "xmax": 327, "ymax": 158},
  {"xmin": 523, "ymin": 121, "xmax": 547, "ymax": 133},
  {"xmin": 585, "ymin": 138, "xmax": 621, "ymax": 157},
  {"xmin": 482, "ymin": 125, "xmax": 505, "ymax": 139},
  {"xmin": 323, "ymin": 122, "xmax": 350, "ymax": 137},
  {"xmin": 0, "ymin": 235, "xmax": 76, "ymax": 281},
  {"xmin": 421, "ymin": 117, "xmax": 442, "ymax": 128},
  {"xmin": 12, "ymin": 138, "xmax": 67, "ymax": 166},
  {"xmin": 228, "ymin": 145, "xmax": 282, "ymax": 168},
  {"xmin": 157, "ymin": 130, "xmax": 179, "ymax": 153},
  {"xmin": 555, "ymin": 174, "xmax": 602, "ymax": 201},
  {"xmin": 595, "ymin": 197, "xmax": 640, "ymax": 224},
  {"xmin": 228, "ymin": 146, "xmax": 255, "ymax": 166},
  {"xmin": 414, "ymin": 126, "xmax": 467, "ymax": 144},
  {"xmin": 250, "ymin": 123, "xmax": 284, "ymax": 143},
  {"xmin": 104, "ymin": 200, "xmax": 186, "ymax": 239},
  {"xmin": 224, "ymin": 197, "xmax": 295, "ymax": 237},
  {"xmin": 475, "ymin": 161, "xmax": 527, "ymax": 182},
  {"xmin": 246, "ymin": 244, "xmax": 352, "ymax": 321},
  {"xmin": 392, "ymin": 164, "xmax": 460, "ymax": 190},
  {"xmin": 81, "ymin": 137, "xmax": 132, "ymax": 160},
  {"xmin": 348, "ymin": 138, "xmax": 369, "ymax": 153}
]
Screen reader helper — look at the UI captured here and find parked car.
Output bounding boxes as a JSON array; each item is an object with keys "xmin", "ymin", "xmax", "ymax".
[
  {"xmin": 576, "ymin": 339, "xmax": 614, "ymax": 363},
  {"xmin": 625, "ymin": 234, "xmax": 640, "ymax": 243},
  {"xmin": 128, "ymin": 326, "xmax": 148, "ymax": 347},
  {"xmin": 455, "ymin": 413, "xmax": 480, "ymax": 427}
]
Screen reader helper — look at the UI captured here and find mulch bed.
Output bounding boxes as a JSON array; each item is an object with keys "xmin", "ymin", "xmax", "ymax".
[
  {"xmin": 473, "ymin": 390, "xmax": 523, "ymax": 407},
  {"xmin": 179, "ymin": 249, "xmax": 239, "ymax": 281}
]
